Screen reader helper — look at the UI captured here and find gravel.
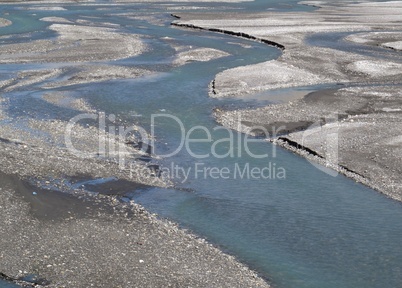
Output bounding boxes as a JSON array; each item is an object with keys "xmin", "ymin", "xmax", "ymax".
[
  {"xmin": 0, "ymin": 172, "xmax": 269, "ymax": 288},
  {"xmin": 215, "ymin": 86, "xmax": 402, "ymax": 200},
  {"xmin": 173, "ymin": 1, "xmax": 402, "ymax": 97},
  {"xmin": 0, "ymin": 23, "xmax": 147, "ymax": 64},
  {"xmin": 173, "ymin": 47, "xmax": 229, "ymax": 66},
  {"xmin": 173, "ymin": 0, "xmax": 402, "ymax": 200},
  {"xmin": 0, "ymin": 4, "xmax": 271, "ymax": 287}
]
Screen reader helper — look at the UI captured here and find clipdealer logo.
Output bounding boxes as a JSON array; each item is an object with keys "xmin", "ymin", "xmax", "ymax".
[
  {"xmin": 64, "ymin": 112, "xmax": 340, "ymax": 182},
  {"xmin": 65, "ymin": 113, "xmax": 280, "ymax": 160}
]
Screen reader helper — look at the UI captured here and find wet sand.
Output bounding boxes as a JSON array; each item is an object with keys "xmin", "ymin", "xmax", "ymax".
[
  {"xmin": 0, "ymin": 172, "xmax": 269, "ymax": 288},
  {"xmin": 173, "ymin": 0, "xmax": 402, "ymax": 200},
  {"xmin": 215, "ymin": 86, "xmax": 402, "ymax": 200},
  {"xmin": 0, "ymin": 24, "xmax": 146, "ymax": 64},
  {"xmin": 173, "ymin": 47, "xmax": 230, "ymax": 66}
]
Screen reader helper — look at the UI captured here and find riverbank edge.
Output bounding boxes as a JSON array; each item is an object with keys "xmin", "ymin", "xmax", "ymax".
[
  {"xmin": 272, "ymin": 136, "xmax": 380, "ymax": 196},
  {"xmin": 0, "ymin": 171, "xmax": 270, "ymax": 287},
  {"xmin": 170, "ymin": 7, "xmax": 402, "ymax": 202},
  {"xmin": 170, "ymin": 14, "xmax": 285, "ymax": 51}
]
